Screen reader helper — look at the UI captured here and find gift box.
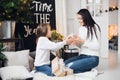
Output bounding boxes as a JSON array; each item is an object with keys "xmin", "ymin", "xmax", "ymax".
[
  {"xmin": 52, "ymin": 57, "xmax": 66, "ymax": 77},
  {"xmin": 52, "ymin": 57, "xmax": 73, "ymax": 77},
  {"xmin": 65, "ymin": 68, "xmax": 73, "ymax": 75}
]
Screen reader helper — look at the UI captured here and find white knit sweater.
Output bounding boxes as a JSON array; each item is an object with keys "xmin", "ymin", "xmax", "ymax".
[
  {"xmin": 34, "ymin": 37, "xmax": 66, "ymax": 66},
  {"xmin": 78, "ymin": 26, "xmax": 100, "ymax": 56}
]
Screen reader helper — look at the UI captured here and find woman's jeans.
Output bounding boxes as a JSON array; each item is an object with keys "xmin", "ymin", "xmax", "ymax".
[
  {"xmin": 65, "ymin": 54, "xmax": 99, "ymax": 73},
  {"xmin": 35, "ymin": 65, "xmax": 53, "ymax": 76}
]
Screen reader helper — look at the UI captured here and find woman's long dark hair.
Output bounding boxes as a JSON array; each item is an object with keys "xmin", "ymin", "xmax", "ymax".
[{"xmin": 77, "ymin": 9, "xmax": 101, "ymax": 39}]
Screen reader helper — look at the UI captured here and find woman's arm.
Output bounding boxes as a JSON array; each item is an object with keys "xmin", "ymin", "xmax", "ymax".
[
  {"xmin": 72, "ymin": 35, "xmax": 99, "ymax": 51},
  {"xmin": 72, "ymin": 35, "xmax": 85, "ymax": 46}
]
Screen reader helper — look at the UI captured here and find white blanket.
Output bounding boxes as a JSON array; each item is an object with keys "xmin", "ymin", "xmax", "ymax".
[
  {"xmin": 33, "ymin": 69, "xmax": 98, "ymax": 80},
  {"xmin": 33, "ymin": 73, "xmax": 75, "ymax": 80}
]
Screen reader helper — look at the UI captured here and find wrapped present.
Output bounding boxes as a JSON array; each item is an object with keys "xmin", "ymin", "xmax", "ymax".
[
  {"xmin": 65, "ymin": 68, "xmax": 73, "ymax": 75},
  {"xmin": 52, "ymin": 57, "xmax": 66, "ymax": 77},
  {"xmin": 52, "ymin": 57, "xmax": 73, "ymax": 77}
]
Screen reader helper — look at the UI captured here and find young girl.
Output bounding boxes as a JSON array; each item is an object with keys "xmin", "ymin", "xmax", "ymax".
[{"xmin": 34, "ymin": 23, "xmax": 73, "ymax": 76}]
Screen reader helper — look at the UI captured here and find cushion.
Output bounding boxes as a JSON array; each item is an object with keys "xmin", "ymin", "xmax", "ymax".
[
  {"xmin": 29, "ymin": 56, "xmax": 34, "ymax": 71},
  {"xmin": 2, "ymin": 50, "xmax": 30, "ymax": 70},
  {"xmin": 0, "ymin": 66, "xmax": 33, "ymax": 80}
]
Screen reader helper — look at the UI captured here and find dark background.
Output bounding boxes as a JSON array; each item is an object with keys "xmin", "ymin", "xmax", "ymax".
[{"xmin": 15, "ymin": 0, "xmax": 56, "ymax": 52}]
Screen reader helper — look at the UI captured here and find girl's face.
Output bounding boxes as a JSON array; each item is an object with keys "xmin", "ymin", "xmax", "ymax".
[
  {"xmin": 46, "ymin": 25, "xmax": 52, "ymax": 38},
  {"xmin": 77, "ymin": 14, "xmax": 84, "ymax": 26}
]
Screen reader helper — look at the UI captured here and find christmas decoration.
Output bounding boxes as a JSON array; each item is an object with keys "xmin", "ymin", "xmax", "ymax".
[
  {"xmin": 0, "ymin": 0, "xmax": 34, "ymax": 23},
  {"xmin": 51, "ymin": 30, "xmax": 64, "ymax": 41}
]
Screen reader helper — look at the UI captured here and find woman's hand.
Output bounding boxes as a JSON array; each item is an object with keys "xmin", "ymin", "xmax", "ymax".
[
  {"xmin": 72, "ymin": 35, "xmax": 85, "ymax": 45},
  {"xmin": 65, "ymin": 36, "xmax": 74, "ymax": 45}
]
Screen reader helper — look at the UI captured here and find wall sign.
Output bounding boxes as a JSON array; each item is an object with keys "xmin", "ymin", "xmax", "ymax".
[{"xmin": 15, "ymin": 0, "xmax": 56, "ymax": 51}]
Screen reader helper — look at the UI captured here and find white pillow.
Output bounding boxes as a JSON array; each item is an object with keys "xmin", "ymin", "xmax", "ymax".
[
  {"xmin": 2, "ymin": 50, "xmax": 30, "ymax": 70},
  {"xmin": 0, "ymin": 66, "xmax": 33, "ymax": 80}
]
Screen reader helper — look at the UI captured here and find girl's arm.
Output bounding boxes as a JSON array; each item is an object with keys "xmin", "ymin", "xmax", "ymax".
[
  {"xmin": 38, "ymin": 37, "xmax": 73, "ymax": 51},
  {"xmin": 45, "ymin": 40, "xmax": 66, "ymax": 51}
]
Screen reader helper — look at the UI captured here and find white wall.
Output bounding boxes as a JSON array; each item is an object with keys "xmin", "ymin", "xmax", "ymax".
[
  {"xmin": 91, "ymin": 0, "xmax": 109, "ymax": 58},
  {"xmin": 85, "ymin": 0, "xmax": 109, "ymax": 58},
  {"xmin": 109, "ymin": 0, "xmax": 118, "ymax": 7},
  {"xmin": 66, "ymin": 0, "xmax": 81, "ymax": 35},
  {"xmin": 55, "ymin": 0, "xmax": 67, "ymax": 37},
  {"xmin": 55, "ymin": 0, "xmax": 81, "ymax": 37},
  {"xmin": 109, "ymin": 11, "xmax": 118, "ymax": 25}
]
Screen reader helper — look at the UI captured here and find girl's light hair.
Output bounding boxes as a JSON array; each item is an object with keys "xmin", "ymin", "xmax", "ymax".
[{"xmin": 36, "ymin": 23, "xmax": 50, "ymax": 38}]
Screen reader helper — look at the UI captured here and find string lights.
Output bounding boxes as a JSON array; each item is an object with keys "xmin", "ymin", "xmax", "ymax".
[
  {"xmin": 109, "ymin": 6, "xmax": 119, "ymax": 11},
  {"xmin": 102, "ymin": 5, "xmax": 119, "ymax": 13}
]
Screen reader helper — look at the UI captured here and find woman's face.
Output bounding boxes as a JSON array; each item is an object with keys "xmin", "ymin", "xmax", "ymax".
[
  {"xmin": 46, "ymin": 25, "xmax": 52, "ymax": 38},
  {"xmin": 77, "ymin": 14, "xmax": 84, "ymax": 26}
]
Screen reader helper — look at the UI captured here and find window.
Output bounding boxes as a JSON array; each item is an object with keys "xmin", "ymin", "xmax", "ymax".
[{"xmin": 86, "ymin": 0, "xmax": 103, "ymax": 17}]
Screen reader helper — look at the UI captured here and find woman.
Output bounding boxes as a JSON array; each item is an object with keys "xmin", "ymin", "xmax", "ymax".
[
  {"xmin": 65, "ymin": 9, "xmax": 101, "ymax": 73},
  {"xmin": 34, "ymin": 23, "xmax": 73, "ymax": 76}
]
